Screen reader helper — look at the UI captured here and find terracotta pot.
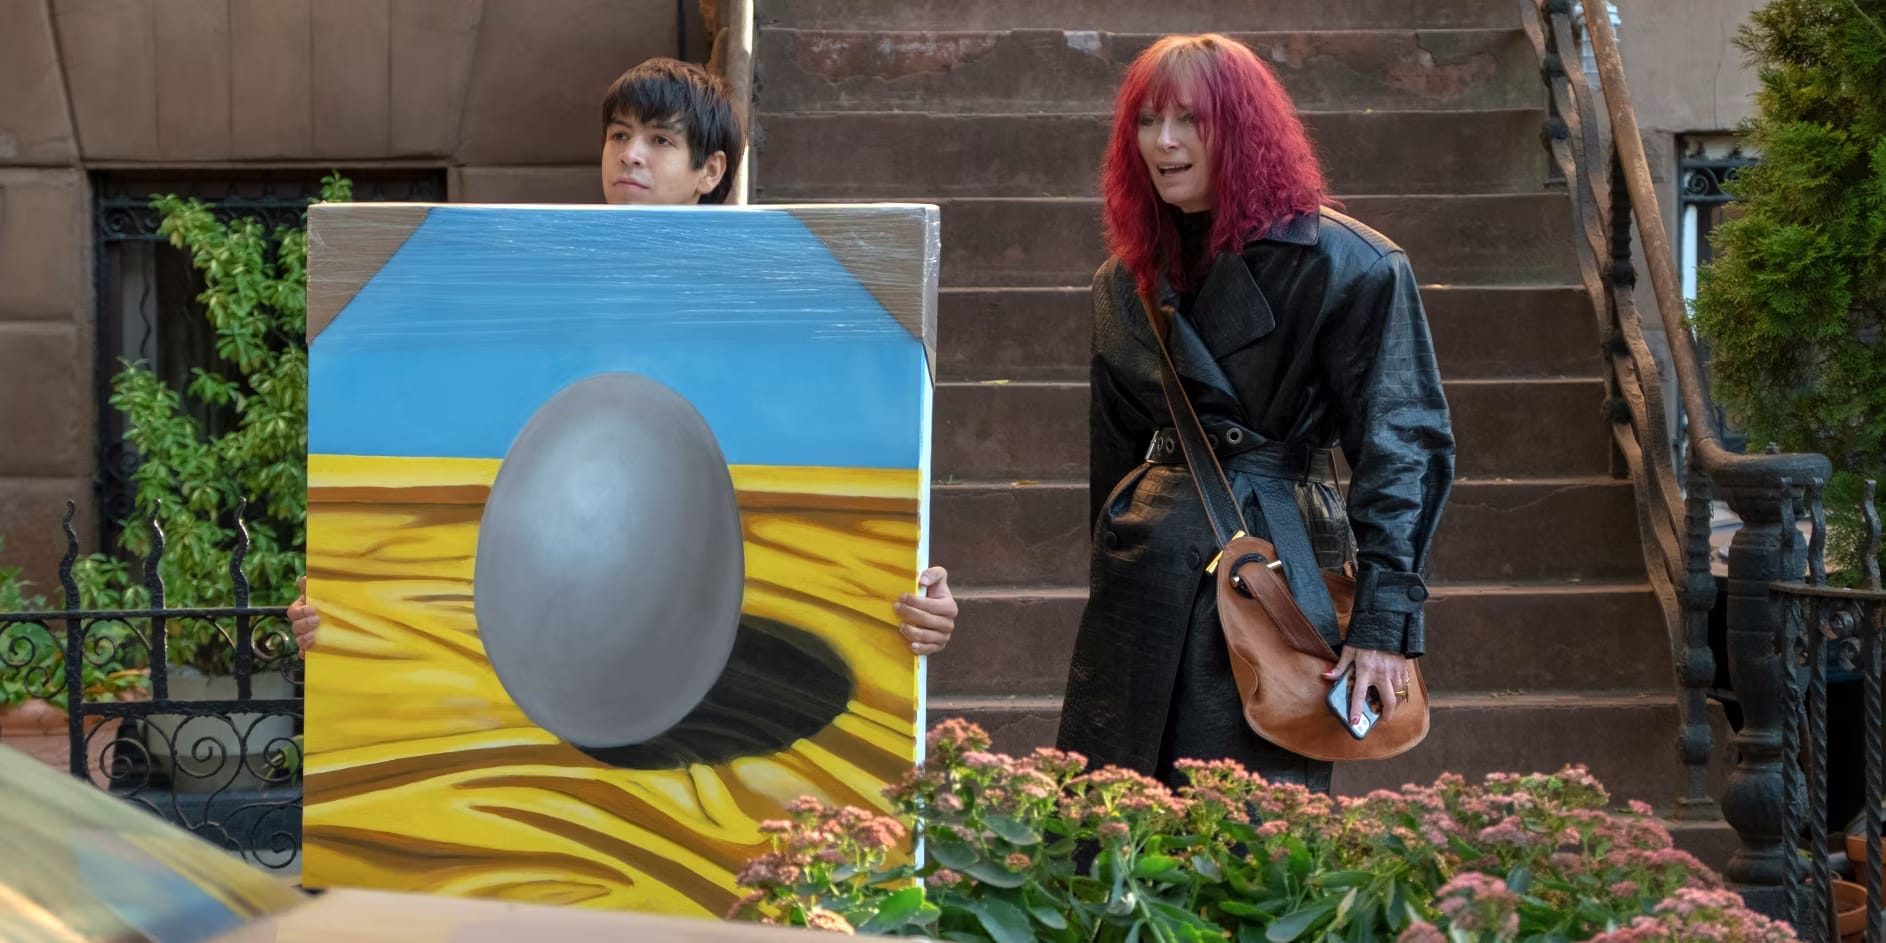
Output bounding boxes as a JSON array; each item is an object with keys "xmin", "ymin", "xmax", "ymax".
[
  {"xmin": 0, "ymin": 698, "xmax": 122, "ymax": 788},
  {"xmin": 1848, "ymin": 832, "xmax": 1886, "ymax": 873},
  {"xmin": 1833, "ymin": 878, "xmax": 1866, "ymax": 942}
]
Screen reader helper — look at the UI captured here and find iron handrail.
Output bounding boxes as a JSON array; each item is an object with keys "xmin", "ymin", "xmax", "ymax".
[
  {"xmin": 1576, "ymin": 4, "xmax": 1827, "ymax": 486},
  {"xmin": 1532, "ymin": 0, "xmax": 1846, "ymax": 916},
  {"xmin": 1529, "ymin": 0, "xmax": 1831, "ymax": 836}
]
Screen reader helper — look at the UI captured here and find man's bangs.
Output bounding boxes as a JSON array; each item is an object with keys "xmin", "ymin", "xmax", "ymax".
[{"xmin": 608, "ymin": 79, "xmax": 692, "ymax": 133}]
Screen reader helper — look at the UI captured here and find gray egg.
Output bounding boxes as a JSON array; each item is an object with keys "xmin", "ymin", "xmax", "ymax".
[{"xmin": 474, "ymin": 372, "xmax": 745, "ymax": 749}]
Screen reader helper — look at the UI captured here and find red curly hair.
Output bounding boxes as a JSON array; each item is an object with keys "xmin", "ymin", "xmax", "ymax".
[{"xmin": 1102, "ymin": 34, "xmax": 1330, "ymax": 291}]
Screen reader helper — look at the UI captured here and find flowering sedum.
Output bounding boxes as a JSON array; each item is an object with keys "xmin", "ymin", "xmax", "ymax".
[{"xmin": 729, "ymin": 720, "xmax": 1790, "ymax": 942}]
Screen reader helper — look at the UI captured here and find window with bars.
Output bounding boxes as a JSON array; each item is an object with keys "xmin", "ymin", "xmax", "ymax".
[{"xmin": 1676, "ymin": 134, "xmax": 1757, "ymax": 456}]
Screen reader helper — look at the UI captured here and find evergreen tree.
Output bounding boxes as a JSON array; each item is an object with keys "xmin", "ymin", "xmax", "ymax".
[{"xmin": 1692, "ymin": 0, "xmax": 1886, "ymax": 575}]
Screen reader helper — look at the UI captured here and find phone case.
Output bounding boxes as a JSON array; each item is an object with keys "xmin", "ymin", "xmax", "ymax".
[{"xmin": 1325, "ymin": 666, "xmax": 1380, "ymax": 740}]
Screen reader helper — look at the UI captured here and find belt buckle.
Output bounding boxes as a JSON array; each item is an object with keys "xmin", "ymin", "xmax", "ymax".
[{"xmin": 1144, "ymin": 431, "xmax": 1168, "ymax": 463}]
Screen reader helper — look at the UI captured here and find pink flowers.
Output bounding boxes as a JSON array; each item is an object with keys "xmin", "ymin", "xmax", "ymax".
[
  {"xmin": 1434, "ymin": 873, "xmax": 1521, "ymax": 936},
  {"xmin": 1587, "ymin": 887, "xmax": 1798, "ymax": 942},
  {"xmin": 728, "ymin": 720, "xmax": 1790, "ymax": 942},
  {"xmin": 801, "ymin": 908, "xmax": 855, "ymax": 934}
]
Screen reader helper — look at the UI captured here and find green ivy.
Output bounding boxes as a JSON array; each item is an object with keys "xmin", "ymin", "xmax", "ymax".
[{"xmin": 1691, "ymin": 0, "xmax": 1886, "ymax": 577}]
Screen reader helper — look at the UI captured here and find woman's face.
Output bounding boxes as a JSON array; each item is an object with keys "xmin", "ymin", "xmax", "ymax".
[{"xmin": 1137, "ymin": 97, "xmax": 1213, "ymax": 213}]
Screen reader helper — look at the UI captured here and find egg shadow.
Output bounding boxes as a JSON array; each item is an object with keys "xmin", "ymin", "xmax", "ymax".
[{"xmin": 573, "ymin": 616, "xmax": 856, "ymax": 770}]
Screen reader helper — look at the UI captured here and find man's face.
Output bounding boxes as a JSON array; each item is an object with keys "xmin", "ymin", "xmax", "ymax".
[{"xmin": 600, "ymin": 113, "xmax": 726, "ymax": 205}]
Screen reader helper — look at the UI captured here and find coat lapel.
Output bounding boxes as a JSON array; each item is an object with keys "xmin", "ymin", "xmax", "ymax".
[
  {"xmin": 1127, "ymin": 210, "xmax": 1322, "ymax": 405},
  {"xmin": 1187, "ymin": 251, "xmax": 1276, "ymax": 359}
]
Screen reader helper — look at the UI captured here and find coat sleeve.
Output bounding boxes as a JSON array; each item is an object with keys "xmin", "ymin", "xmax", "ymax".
[
  {"xmin": 1089, "ymin": 264, "xmax": 1157, "ymax": 526},
  {"xmin": 1316, "ymin": 250, "xmax": 1455, "ymax": 656}
]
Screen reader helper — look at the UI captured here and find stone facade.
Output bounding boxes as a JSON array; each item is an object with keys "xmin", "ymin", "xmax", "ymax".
[{"xmin": 0, "ymin": 0, "xmax": 706, "ymax": 593}]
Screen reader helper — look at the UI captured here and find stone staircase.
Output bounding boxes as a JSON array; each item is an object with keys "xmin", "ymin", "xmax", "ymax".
[{"xmin": 751, "ymin": 0, "xmax": 1724, "ymax": 806}]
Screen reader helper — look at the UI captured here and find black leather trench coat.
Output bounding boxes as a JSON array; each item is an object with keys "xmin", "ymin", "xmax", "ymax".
[{"xmin": 1055, "ymin": 208, "xmax": 1456, "ymax": 787}]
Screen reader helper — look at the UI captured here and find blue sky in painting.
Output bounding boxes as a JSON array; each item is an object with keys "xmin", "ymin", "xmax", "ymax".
[{"xmin": 309, "ymin": 206, "xmax": 929, "ymax": 469}]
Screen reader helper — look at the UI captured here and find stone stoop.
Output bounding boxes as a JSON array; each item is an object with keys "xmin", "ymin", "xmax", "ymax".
[{"xmin": 752, "ymin": 0, "xmax": 1689, "ymax": 809}]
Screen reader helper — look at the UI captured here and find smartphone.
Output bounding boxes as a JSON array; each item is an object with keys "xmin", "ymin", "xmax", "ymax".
[{"xmin": 1325, "ymin": 664, "xmax": 1381, "ymax": 740}]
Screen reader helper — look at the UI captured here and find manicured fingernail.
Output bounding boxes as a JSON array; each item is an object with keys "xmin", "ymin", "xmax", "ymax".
[{"xmin": 1352, "ymin": 715, "xmax": 1361, "ymax": 725}]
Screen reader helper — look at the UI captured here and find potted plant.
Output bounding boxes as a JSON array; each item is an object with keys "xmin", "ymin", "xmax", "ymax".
[{"xmin": 1, "ymin": 547, "xmax": 147, "ymax": 787}]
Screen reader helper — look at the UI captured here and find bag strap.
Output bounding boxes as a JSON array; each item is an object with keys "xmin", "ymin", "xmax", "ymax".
[
  {"xmin": 1135, "ymin": 288, "xmax": 1249, "ymax": 547},
  {"xmin": 1135, "ymin": 286, "xmax": 1347, "ymax": 651}
]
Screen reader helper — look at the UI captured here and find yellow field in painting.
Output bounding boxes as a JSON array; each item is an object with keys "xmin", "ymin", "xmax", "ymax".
[{"xmin": 300, "ymin": 454, "xmax": 920, "ymax": 917}]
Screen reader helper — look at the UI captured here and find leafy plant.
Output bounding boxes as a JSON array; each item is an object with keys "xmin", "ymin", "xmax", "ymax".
[
  {"xmin": 729, "ymin": 720, "xmax": 1795, "ymax": 942},
  {"xmin": 1691, "ymin": 0, "xmax": 1886, "ymax": 578},
  {"xmin": 64, "ymin": 174, "xmax": 352, "ymax": 675}
]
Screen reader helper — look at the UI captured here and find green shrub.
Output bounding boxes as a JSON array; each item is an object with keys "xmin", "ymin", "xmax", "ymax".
[{"xmin": 1691, "ymin": 0, "xmax": 1886, "ymax": 577}]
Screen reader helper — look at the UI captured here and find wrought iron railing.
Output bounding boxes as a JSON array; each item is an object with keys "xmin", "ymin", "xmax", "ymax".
[
  {"xmin": 1775, "ymin": 481, "xmax": 1886, "ymax": 938},
  {"xmin": 1527, "ymin": 0, "xmax": 1886, "ymax": 923},
  {"xmin": 0, "ymin": 501, "xmax": 302, "ymax": 873}
]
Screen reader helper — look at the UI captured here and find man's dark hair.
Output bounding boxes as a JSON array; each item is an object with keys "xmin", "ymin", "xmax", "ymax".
[{"xmin": 601, "ymin": 58, "xmax": 744, "ymax": 205}]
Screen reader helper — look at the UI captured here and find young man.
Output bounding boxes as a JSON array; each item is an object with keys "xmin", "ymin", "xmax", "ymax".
[
  {"xmin": 290, "ymin": 58, "xmax": 958, "ymax": 658},
  {"xmin": 599, "ymin": 57, "xmax": 741, "ymax": 206}
]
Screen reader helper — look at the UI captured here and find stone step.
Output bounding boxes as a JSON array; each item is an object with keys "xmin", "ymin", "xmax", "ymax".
[
  {"xmin": 877, "ymin": 195, "xmax": 1578, "ymax": 288},
  {"xmin": 1328, "ymin": 694, "xmax": 1733, "ymax": 803},
  {"xmin": 756, "ymin": 109, "xmax": 1550, "ymax": 200},
  {"xmin": 931, "ymin": 377, "xmax": 1610, "ymax": 482},
  {"xmin": 938, "ymin": 287, "xmax": 1089, "ymax": 382},
  {"xmin": 1425, "ymin": 286, "xmax": 1600, "ymax": 381},
  {"xmin": 929, "ymin": 581, "xmax": 1669, "ymax": 698},
  {"xmin": 930, "ymin": 477, "xmax": 1646, "ymax": 587},
  {"xmin": 928, "ymin": 693, "xmax": 1730, "ymax": 805},
  {"xmin": 756, "ymin": 27, "xmax": 1541, "ymax": 115},
  {"xmin": 937, "ymin": 285, "xmax": 1603, "ymax": 384},
  {"xmin": 759, "ymin": 0, "xmax": 1522, "ymax": 32}
]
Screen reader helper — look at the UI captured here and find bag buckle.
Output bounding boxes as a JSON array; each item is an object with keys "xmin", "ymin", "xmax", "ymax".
[{"xmin": 1204, "ymin": 531, "xmax": 1249, "ymax": 575}]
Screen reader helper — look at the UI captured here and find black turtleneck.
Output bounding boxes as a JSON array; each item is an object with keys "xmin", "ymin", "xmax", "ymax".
[{"xmin": 1173, "ymin": 209, "xmax": 1213, "ymax": 313}]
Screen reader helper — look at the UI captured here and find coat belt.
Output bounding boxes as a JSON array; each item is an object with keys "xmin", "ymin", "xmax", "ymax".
[{"xmin": 1144, "ymin": 424, "xmax": 1336, "ymax": 483}]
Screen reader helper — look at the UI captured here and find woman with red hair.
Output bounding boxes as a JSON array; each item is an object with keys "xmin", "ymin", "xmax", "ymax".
[{"xmin": 1057, "ymin": 34, "xmax": 1455, "ymax": 792}]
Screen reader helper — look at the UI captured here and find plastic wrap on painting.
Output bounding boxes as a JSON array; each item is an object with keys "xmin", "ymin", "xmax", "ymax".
[{"xmin": 299, "ymin": 202, "xmax": 939, "ymax": 918}]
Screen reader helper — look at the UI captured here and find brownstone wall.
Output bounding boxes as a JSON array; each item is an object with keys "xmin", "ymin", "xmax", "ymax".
[{"xmin": 0, "ymin": 0, "xmax": 705, "ymax": 594}]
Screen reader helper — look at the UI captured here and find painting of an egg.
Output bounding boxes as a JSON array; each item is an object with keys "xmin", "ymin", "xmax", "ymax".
[
  {"xmin": 301, "ymin": 202, "xmax": 935, "ymax": 917},
  {"xmin": 473, "ymin": 372, "xmax": 745, "ymax": 749}
]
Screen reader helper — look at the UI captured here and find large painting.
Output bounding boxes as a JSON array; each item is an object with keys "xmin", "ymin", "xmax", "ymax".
[{"xmin": 299, "ymin": 203, "xmax": 939, "ymax": 918}]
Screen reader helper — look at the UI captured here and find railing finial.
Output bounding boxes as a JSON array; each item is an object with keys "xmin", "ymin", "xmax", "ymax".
[
  {"xmin": 1864, "ymin": 479, "xmax": 1881, "ymax": 592},
  {"xmin": 230, "ymin": 497, "xmax": 251, "ymax": 608},
  {"xmin": 59, "ymin": 500, "xmax": 79, "ymax": 610}
]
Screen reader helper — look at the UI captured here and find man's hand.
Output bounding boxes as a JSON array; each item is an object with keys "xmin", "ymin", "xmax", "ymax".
[
  {"xmin": 288, "ymin": 576, "xmax": 320, "ymax": 656},
  {"xmin": 1323, "ymin": 646, "xmax": 1411, "ymax": 727},
  {"xmin": 895, "ymin": 566, "xmax": 958, "ymax": 657}
]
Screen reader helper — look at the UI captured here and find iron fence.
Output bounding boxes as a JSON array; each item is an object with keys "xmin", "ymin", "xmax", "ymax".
[
  {"xmin": 0, "ymin": 501, "xmax": 303, "ymax": 873},
  {"xmin": 1777, "ymin": 481, "xmax": 1886, "ymax": 939}
]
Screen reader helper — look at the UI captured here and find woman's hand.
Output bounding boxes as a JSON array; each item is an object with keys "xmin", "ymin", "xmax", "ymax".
[
  {"xmin": 1323, "ymin": 646, "xmax": 1412, "ymax": 727},
  {"xmin": 894, "ymin": 566, "xmax": 958, "ymax": 657},
  {"xmin": 288, "ymin": 576, "xmax": 320, "ymax": 656}
]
